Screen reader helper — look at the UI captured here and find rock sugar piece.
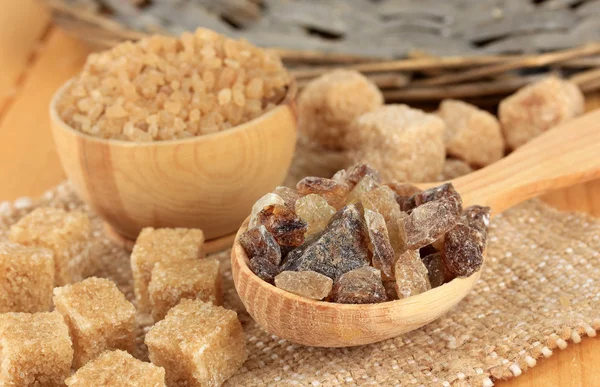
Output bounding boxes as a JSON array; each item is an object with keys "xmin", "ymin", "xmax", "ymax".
[
  {"xmin": 462, "ymin": 205, "xmax": 491, "ymax": 238},
  {"xmin": 0, "ymin": 241, "xmax": 54, "ymax": 313},
  {"xmin": 405, "ymin": 199, "xmax": 459, "ymax": 250},
  {"xmin": 130, "ymin": 227, "xmax": 205, "ymax": 313},
  {"xmin": 437, "ymin": 99, "xmax": 504, "ymax": 167},
  {"xmin": 0, "ymin": 312, "xmax": 73, "ymax": 386},
  {"xmin": 345, "ymin": 175, "xmax": 380, "ymax": 205},
  {"xmin": 281, "ymin": 204, "xmax": 369, "ymax": 280},
  {"xmin": 256, "ymin": 204, "xmax": 307, "ymax": 248},
  {"xmin": 443, "ymin": 223, "xmax": 485, "ymax": 278},
  {"xmin": 408, "ymin": 182, "xmax": 463, "ymax": 214},
  {"xmin": 383, "ymin": 281, "xmax": 399, "ymax": 301},
  {"xmin": 145, "ymin": 299, "xmax": 247, "ymax": 387},
  {"xmin": 421, "ymin": 252, "xmax": 446, "ymax": 288},
  {"xmin": 347, "ymin": 104, "xmax": 446, "ymax": 183},
  {"xmin": 249, "ymin": 256, "xmax": 280, "ymax": 283},
  {"xmin": 298, "ymin": 69, "xmax": 383, "ymax": 150},
  {"xmin": 439, "ymin": 159, "xmax": 474, "ymax": 180},
  {"xmin": 273, "ymin": 186, "xmax": 301, "ymax": 210},
  {"xmin": 361, "ymin": 185, "xmax": 408, "ymax": 254},
  {"xmin": 149, "ymin": 259, "xmax": 222, "ymax": 321},
  {"xmin": 344, "ymin": 163, "xmax": 382, "ymax": 187},
  {"xmin": 499, "ymin": 76, "xmax": 584, "ymax": 150},
  {"xmin": 66, "ymin": 350, "xmax": 166, "ymax": 387},
  {"xmin": 296, "ymin": 176, "xmax": 351, "ymax": 209},
  {"xmin": 239, "ymin": 225, "xmax": 281, "ymax": 265},
  {"xmin": 9, "ymin": 207, "xmax": 90, "ymax": 286},
  {"xmin": 249, "ymin": 193, "xmax": 285, "ymax": 228},
  {"xmin": 53, "ymin": 277, "xmax": 136, "ymax": 368},
  {"xmin": 274, "ymin": 271, "xmax": 333, "ymax": 300},
  {"xmin": 295, "ymin": 194, "xmax": 336, "ymax": 238},
  {"xmin": 387, "ymin": 182, "xmax": 423, "ymax": 212},
  {"xmin": 394, "ymin": 250, "xmax": 431, "ymax": 299},
  {"xmin": 364, "ymin": 209, "xmax": 396, "ymax": 280},
  {"xmin": 331, "ymin": 266, "xmax": 387, "ymax": 304}
]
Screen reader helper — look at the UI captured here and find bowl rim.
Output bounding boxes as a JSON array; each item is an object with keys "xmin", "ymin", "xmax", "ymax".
[
  {"xmin": 50, "ymin": 77, "xmax": 297, "ymax": 147},
  {"xmin": 232, "ymin": 217, "xmax": 482, "ymax": 312}
]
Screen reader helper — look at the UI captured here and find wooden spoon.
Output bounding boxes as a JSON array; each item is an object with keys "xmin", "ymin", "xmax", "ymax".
[{"xmin": 232, "ymin": 110, "xmax": 600, "ymax": 347}]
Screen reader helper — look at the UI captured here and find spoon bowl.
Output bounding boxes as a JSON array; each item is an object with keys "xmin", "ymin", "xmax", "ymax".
[{"xmin": 232, "ymin": 109, "xmax": 600, "ymax": 347}]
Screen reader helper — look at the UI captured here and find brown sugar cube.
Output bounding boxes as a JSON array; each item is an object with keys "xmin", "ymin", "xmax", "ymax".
[
  {"xmin": 9, "ymin": 207, "xmax": 90, "ymax": 286},
  {"xmin": 131, "ymin": 228, "xmax": 205, "ymax": 312},
  {"xmin": 0, "ymin": 241, "xmax": 54, "ymax": 313},
  {"xmin": 0, "ymin": 311, "xmax": 73, "ymax": 386},
  {"xmin": 66, "ymin": 350, "xmax": 166, "ymax": 387},
  {"xmin": 499, "ymin": 76, "xmax": 584, "ymax": 150},
  {"xmin": 439, "ymin": 159, "xmax": 474, "ymax": 181},
  {"xmin": 347, "ymin": 105, "xmax": 446, "ymax": 183},
  {"xmin": 53, "ymin": 277, "xmax": 136, "ymax": 368},
  {"xmin": 437, "ymin": 99, "xmax": 504, "ymax": 167},
  {"xmin": 298, "ymin": 69, "xmax": 384, "ymax": 150},
  {"xmin": 145, "ymin": 299, "xmax": 247, "ymax": 387},
  {"xmin": 148, "ymin": 258, "xmax": 223, "ymax": 321}
]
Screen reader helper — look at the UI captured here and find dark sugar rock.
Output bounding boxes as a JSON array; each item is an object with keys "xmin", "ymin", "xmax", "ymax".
[
  {"xmin": 462, "ymin": 205, "xmax": 491, "ymax": 239},
  {"xmin": 331, "ymin": 266, "xmax": 387, "ymax": 304},
  {"xmin": 405, "ymin": 183, "xmax": 462, "ymax": 214},
  {"xmin": 421, "ymin": 252, "xmax": 446, "ymax": 288},
  {"xmin": 280, "ymin": 204, "xmax": 369, "ymax": 280},
  {"xmin": 296, "ymin": 176, "xmax": 351, "ymax": 209},
  {"xmin": 364, "ymin": 209, "xmax": 395, "ymax": 281},
  {"xmin": 442, "ymin": 223, "xmax": 484, "ymax": 277},
  {"xmin": 405, "ymin": 199, "xmax": 459, "ymax": 250},
  {"xmin": 239, "ymin": 225, "xmax": 282, "ymax": 265},
  {"xmin": 257, "ymin": 204, "xmax": 307, "ymax": 248},
  {"xmin": 344, "ymin": 163, "xmax": 382, "ymax": 187},
  {"xmin": 249, "ymin": 256, "xmax": 280, "ymax": 283}
]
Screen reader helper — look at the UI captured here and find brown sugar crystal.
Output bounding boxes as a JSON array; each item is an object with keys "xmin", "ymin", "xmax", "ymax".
[
  {"xmin": 296, "ymin": 176, "xmax": 351, "ymax": 209},
  {"xmin": 394, "ymin": 250, "xmax": 431, "ymax": 299},
  {"xmin": 56, "ymin": 28, "xmax": 291, "ymax": 141},
  {"xmin": 249, "ymin": 256, "xmax": 280, "ymax": 283},
  {"xmin": 0, "ymin": 312, "xmax": 73, "ymax": 386},
  {"xmin": 256, "ymin": 204, "xmax": 307, "ymax": 248},
  {"xmin": 274, "ymin": 271, "xmax": 333, "ymax": 300},
  {"xmin": 9, "ymin": 207, "xmax": 90, "ymax": 286},
  {"xmin": 421, "ymin": 252, "xmax": 447, "ymax": 288},
  {"xmin": 239, "ymin": 225, "xmax": 281, "ymax": 265},
  {"xmin": 53, "ymin": 277, "xmax": 136, "ymax": 368},
  {"xmin": 145, "ymin": 299, "xmax": 247, "ymax": 387},
  {"xmin": 404, "ymin": 198, "xmax": 459, "ymax": 250},
  {"xmin": 0, "ymin": 241, "xmax": 54, "ymax": 313},
  {"xmin": 331, "ymin": 266, "xmax": 387, "ymax": 304},
  {"xmin": 364, "ymin": 209, "xmax": 396, "ymax": 280},
  {"xmin": 443, "ymin": 222, "xmax": 486, "ymax": 278},
  {"xmin": 295, "ymin": 194, "xmax": 337, "ymax": 238},
  {"xmin": 248, "ymin": 193, "xmax": 285, "ymax": 228},
  {"xmin": 66, "ymin": 350, "xmax": 166, "ymax": 387},
  {"xmin": 131, "ymin": 227, "xmax": 205, "ymax": 312},
  {"xmin": 343, "ymin": 163, "xmax": 383, "ymax": 187},
  {"xmin": 148, "ymin": 258, "xmax": 223, "ymax": 321}
]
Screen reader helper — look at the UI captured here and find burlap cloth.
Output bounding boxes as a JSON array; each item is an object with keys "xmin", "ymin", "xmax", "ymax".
[{"xmin": 1, "ymin": 181, "xmax": 598, "ymax": 387}]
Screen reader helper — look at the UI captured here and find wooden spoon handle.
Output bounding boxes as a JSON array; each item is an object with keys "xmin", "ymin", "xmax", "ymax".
[{"xmin": 451, "ymin": 109, "xmax": 600, "ymax": 214}]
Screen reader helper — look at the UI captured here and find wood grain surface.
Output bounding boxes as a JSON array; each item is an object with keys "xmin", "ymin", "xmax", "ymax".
[{"xmin": 0, "ymin": 1, "xmax": 598, "ymax": 385}]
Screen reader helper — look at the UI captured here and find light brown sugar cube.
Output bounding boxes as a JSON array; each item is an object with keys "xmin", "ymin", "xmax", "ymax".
[
  {"xmin": 145, "ymin": 299, "xmax": 247, "ymax": 387},
  {"xmin": 53, "ymin": 277, "xmax": 136, "ymax": 368},
  {"xmin": 0, "ymin": 312, "xmax": 73, "ymax": 386},
  {"xmin": 148, "ymin": 258, "xmax": 222, "ymax": 321},
  {"xmin": 0, "ymin": 241, "xmax": 54, "ymax": 313},
  {"xmin": 66, "ymin": 350, "xmax": 166, "ymax": 387},
  {"xmin": 9, "ymin": 207, "xmax": 90, "ymax": 285},
  {"xmin": 131, "ymin": 228, "xmax": 205, "ymax": 312}
]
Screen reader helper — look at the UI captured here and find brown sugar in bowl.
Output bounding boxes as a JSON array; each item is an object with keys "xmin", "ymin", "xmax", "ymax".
[{"xmin": 50, "ymin": 79, "xmax": 297, "ymax": 241}]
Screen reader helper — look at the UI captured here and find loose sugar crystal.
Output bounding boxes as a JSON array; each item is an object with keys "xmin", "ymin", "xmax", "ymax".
[
  {"xmin": 239, "ymin": 225, "xmax": 281, "ymax": 265},
  {"xmin": 421, "ymin": 252, "xmax": 446, "ymax": 288},
  {"xmin": 9, "ymin": 207, "xmax": 90, "ymax": 285},
  {"xmin": 53, "ymin": 277, "xmax": 136, "ymax": 368},
  {"xmin": 409, "ymin": 183, "xmax": 463, "ymax": 213},
  {"xmin": 364, "ymin": 209, "xmax": 396, "ymax": 280},
  {"xmin": 274, "ymin": 271, "xmax": 333, "ymax": 300},
  {"xmin": 131, "ymin": 228, "xmax": 205, "ymax": 312},
  {"xmin": 0, "ymin": 312, "xmax": 73, "ymax": 386},
  {"xmin": 66, "ymin": 350, "xmax": 166, "ymax": 387},
  {"xmin": 345, "ymin": 175, "xmax": 380, "ymax": 205},
  {"xmin": 0, "ymin": 242, "xmax": 54, "ymax": 313},
  {"xmin": 280, "ymin": 205, "xmax": 369, "ymax": 280},
  {"xmin": 443, "ymin": 223, "xmax": 484, "ymax": 278},
  {"xmin": 331, "ymin": 266, "xmax": 387, "ymax": 304},
  {"xmin": 361, "ymin": 185, "xmax": 408, "ymax": 253},
  {"xmin": 273, "ymin": 186, "xmax": 301, "ymax": 210},
  {"xmin": 256, "ymin": 204, "xmax": 307, "ymax": 248},
  {"xmin": 145, "ymin": 299, "xmax": 247, "ymax": 387},
  {"xmin": 344, "ymin": 163, "xmax": 382, "ymax": 187},
  {"xmin": 296, "ymin": 176, "xmax": 351, "ymax": 209},
  {"xmin": 249, "ymin": 193, "xmax": 285, "ymax": 228},
  {"xmin": 249, "ymin": 256, "xmax": 280, "ymax": 283},
  {"xmin": 437, "ymin": 99, "xmax": 504, "ymax": 167},
  {"xmin": 405, "ymin": 199, "xmax": 459, "ymax": 249},
  {"xmin": 462, "ymin": 205, "xmax": 491, "ymax": 239},
  {"xmin": 439, "ymin": 159, "xmax": 474, "ymax": 180},
  {"xmin": 298, "ymin": 70, "xmax": 383, "ymax": 150},
  {"xmin": 149, "ymin": 259, "xmax": 222, "ymax": 321},
  {"xmin": 394, "ymin": 250, "xmax": 431, "ymax": 299},
  {"xmin": 295, "ymin": 194, "xmax": 336, "ymax": 238},
  {"xmin": 347, "ymin": 105, "xmax": 446, "ymax": 183},
  {"xmin": 499, "ymin": 76, "xmax": 584, "ymax": 150}
]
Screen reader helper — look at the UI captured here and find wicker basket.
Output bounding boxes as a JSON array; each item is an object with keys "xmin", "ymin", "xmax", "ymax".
[{"xmin": 44, "ymin": 0, "xmax": 600, "ymax": 106}]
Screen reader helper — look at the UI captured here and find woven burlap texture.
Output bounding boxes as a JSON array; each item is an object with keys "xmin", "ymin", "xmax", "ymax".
[{"xmin": 1, "ymin": 182, "xmax": 598, "ymax": 387}]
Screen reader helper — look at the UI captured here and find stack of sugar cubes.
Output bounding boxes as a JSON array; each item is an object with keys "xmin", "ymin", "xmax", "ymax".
[{"xmin": 0, "ymin": 207, "xmax": 246, "ymax": 386}]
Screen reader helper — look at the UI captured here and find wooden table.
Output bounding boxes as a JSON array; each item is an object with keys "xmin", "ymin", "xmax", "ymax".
[{"xmin": 1, "ymin": 1, "xmax": 598, "ymax": 385}]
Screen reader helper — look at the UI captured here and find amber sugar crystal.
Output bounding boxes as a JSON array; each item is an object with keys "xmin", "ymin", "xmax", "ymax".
[
  {"xmin": 0, "ymin": 312, "xmax": 73, "ymax": 386},
  {"xmin": 53, "ymin": 277, "xmax": 136, "ymax": 368},
  {"xmin": 148, "ymin": 258, "xmax": 222, "ymax": 321},
  {"xmin": 131, "ymin": 227, "xmax": 205, "ymax": 312},
  {"xmin": 145, "ymin": 299, "xmax": 247, "ymax": 387},
  {"xmin": 0, "ymin": 241, "xmax": 54, "ymax": 313},
  {"xmin": 66, "ymin": 350, "xmax": 166, "ymax": 387},
  {"xmin": 9, "ymin": 207, "xmax": 90, "ymax": 286},
  {"xmin": 274, "ymin": 271, "xmax": 333, "ymax": 300}
]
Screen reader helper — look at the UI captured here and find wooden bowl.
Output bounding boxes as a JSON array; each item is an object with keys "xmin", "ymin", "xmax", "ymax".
[
  {"xmin": 232, "ymin": 110, "xmax": 600, "ymax": 347},
  {"xmin": 50, "ymin": 80, "xmax": 297, "ymax": 241}
]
